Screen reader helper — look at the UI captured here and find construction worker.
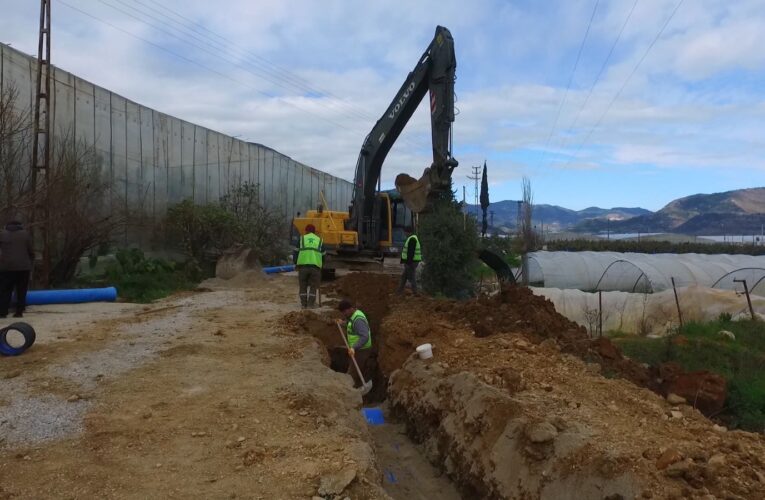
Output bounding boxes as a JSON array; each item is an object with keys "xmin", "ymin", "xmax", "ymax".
[
  {"xmin": 296, "ymin": 224, "xmax": 323, "ymax": 308},
  {"xmin": 337, "ymin": 299, "xmax": 372, "ymax": 388},
  {"xmin": 397, "ymin": 226, "xmax": 421, "ymax": 296}
]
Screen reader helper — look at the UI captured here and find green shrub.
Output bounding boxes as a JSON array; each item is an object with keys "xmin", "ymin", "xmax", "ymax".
[
  {"xmin": 419, "ymin": 200, "xmax": 479, "ymax": 298},
  {"xmin": 166, "ymin": 199, "xmax": 242, "ymax": 264},
  {"xmin": 546, "ymin": 238, "xmax": 765, "ymax": 256},
  {"xmin": 105, "ymin": 248, "xmax": 200, "ymax": 303},
  {"xmin": 166, "ymin": 182, "xmax": 288, "ymax": 267}
]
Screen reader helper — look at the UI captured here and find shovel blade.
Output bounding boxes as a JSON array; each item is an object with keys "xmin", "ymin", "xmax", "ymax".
[{"xmin": 359, "ymin": 380, "xmax": 373, "ymax": 396}]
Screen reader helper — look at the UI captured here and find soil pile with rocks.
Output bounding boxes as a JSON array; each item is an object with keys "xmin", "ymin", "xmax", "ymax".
[{"xmin": 386, "ymin": 323, "xmax": 765, "ymax": 499}]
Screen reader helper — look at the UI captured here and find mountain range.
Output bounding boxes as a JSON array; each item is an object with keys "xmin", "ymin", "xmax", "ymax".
[{"xmin": 467, "ymin": 187, "xmax": 765, "ymax": 235}]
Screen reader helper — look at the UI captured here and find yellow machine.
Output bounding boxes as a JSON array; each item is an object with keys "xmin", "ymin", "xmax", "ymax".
[{"xmin": 292, "ymin": 191, "xmax": 414, "ymax": 265}]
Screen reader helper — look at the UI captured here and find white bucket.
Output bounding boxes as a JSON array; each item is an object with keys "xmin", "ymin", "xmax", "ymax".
[{"xmin": 416, "ymin": 343, "xmax": 433, "ymax": 360}]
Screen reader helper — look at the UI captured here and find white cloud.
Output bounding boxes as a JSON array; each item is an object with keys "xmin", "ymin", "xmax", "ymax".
[{"xmin": 3, "ymin": 0, "xmax": 765, "ymax": 209}]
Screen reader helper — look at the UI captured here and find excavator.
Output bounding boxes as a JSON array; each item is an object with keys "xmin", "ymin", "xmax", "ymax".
[{"xmin": 292, "ymin": 26, "xmax": 458, "ymax": 266}]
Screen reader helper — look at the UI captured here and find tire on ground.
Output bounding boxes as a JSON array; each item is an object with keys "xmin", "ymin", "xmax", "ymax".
[{"xmin": 0, "ymin": 322, "xmax": 36, "ymax": 356}]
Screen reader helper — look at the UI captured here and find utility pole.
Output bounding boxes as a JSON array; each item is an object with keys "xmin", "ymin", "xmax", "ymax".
[
  {"xmin": 31, "ymin": 0, "xmax": 52, "ymax": 286},
  {"xmin": 516, "ymin": 200, "xmax": 522, "ymax": 233},
  {"xmin": 467, "ymin": 166, "xmax": 481, "ymax": 216},
  {"xmin": 490, "ymin": 210, "xmax": 494, "ymax": 231}
]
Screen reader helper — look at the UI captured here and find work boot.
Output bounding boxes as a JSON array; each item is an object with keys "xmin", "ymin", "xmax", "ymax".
[{"xmin": 13, "ymin": 311, "xmax": 22, "ymax": 318}]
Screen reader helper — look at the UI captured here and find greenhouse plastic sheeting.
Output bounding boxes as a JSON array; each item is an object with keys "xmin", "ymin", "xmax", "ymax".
[
  {"xmin": 533, "ymin": 286, "xmax": 765, "ymax": 336},
  {"xmin": 527, "ymin": 251, "xmax": 765, "ymax": 293}
]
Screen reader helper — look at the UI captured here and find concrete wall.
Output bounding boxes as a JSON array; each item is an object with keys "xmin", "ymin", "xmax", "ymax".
[{"xmin": 0, "ymin": 43, "xmax": 353, "ymax": 236}]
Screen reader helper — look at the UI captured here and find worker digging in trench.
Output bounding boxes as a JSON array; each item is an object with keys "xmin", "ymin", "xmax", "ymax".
[
  {"xmin": 336, "ymin": 299, "xmax": 373, "ymax": 388},
  {"xmin": 295, "ymin": 224, "xmax": 323, "ymax": 309}
]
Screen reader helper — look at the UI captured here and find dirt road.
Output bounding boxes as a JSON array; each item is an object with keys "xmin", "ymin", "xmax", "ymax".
[{"xmin": 0, "ymin": 275, "xmax": 391, "ymax": 499}]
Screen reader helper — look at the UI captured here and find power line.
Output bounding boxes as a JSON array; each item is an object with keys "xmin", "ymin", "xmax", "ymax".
[
  {"xmin": 58, "ymin": 1, "xmax": 364, "ymax": 137},
  {"xmin": 133, "ymin": 0, "xmax": 379, "ymax": 124},
  {"xmin": 93, "ymin": 0, "xmax": 432, "ymax": 153},
  {"xmin": 565, "ymin": 0, "xmax": 684, "ymax": 167},
  {"xmin": 540, "ymin": 0, "xmax": 600, "ymax": 162},
  {"xmin": 110, "ymin": 0, "xmax": 376, "ymax": 125},
  {"xmin": 559, "ymin": 0, "xmax": 639, "ymax": 150},
  {"xmin": 93, "ymin": 0, "xmax": 358, "ymax": 123}
]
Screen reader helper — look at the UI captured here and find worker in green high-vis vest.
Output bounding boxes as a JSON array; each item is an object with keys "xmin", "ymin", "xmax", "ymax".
[
  {"xmin": 296, "ymin": 224, "xmax": 323, "ymax": 308},
  {"xmin": 338, "ymin": 299, "xmax": 372, "ymax": 388},
  {"xmin": 397, "ymin": 226, "xmax": 421, "ymax": 296}
]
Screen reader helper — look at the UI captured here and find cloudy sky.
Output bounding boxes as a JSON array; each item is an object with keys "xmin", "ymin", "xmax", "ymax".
[{"xmin": 2, "ymin": 0, "xmax": 765, "ymax": 210}]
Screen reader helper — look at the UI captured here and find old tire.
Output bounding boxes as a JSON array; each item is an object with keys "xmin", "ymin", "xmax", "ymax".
[{"xmin": 0, "ymin": 322, "xmax": 36, "ymax": 356}]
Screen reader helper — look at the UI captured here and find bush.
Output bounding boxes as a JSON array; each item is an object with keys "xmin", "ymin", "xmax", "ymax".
[
  {"xmin": 546, "ymin": 238, "xmax": 765, "ymax": 256},
  {"xmin": 419, "ymin": 200, "xmax": 479, "ymax": 298},
  {"xmin": 166, "ymin": 200, "xmax": 241, "ymax": 265},
  {"xmin": 166, "ymin": 182, "xmax": 288, "ymax": 268},
  {"xmin": 219, "ymin": 182, "xmax": 288, "ymax": 265},
  {"xmin": 104, "ymin": 248, "xmax": 200, "ymax": 303}
]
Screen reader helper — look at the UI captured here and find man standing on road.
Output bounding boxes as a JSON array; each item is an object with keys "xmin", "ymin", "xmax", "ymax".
[
  {"xmin": 0, "ymin": 220, "xmax": 35, "ymax": 318},
  {"xmin": 397, "ymin": 226, "xmax": 421, "ymax": 296},
  {"xmin": 338, "ymin": 299, "xmax": 372, "ymax": 388},
  {"xmin": 296, "ymin": 224, "xmax": 323, "ymax": 309}
]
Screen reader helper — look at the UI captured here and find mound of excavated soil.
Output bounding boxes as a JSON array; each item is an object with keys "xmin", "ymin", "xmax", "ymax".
[
  {"xmin": 380, "ymin": 285, "xmax": 658, "ymax": 394},
  {"xmin": 327, "ymin": 274, "xmax": 728, "ymax": 415},
  {"xmin": 389, "ymin": 344, "xmax": 765, "ymax": 499}
]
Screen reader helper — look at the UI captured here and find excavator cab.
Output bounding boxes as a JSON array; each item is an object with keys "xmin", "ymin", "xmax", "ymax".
[{"xmin": 377, "ymin": 190, "xmax": 416, "ymax": 255}]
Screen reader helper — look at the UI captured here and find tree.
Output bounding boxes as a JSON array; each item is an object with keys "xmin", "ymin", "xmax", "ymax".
[
  {"xmin": 480, "ymin": 161, "xmax": 489, "ymax": 237},
  {"xmin": 219, "ymin": 182, "xmax": 288, "ymax": 264},
  {"xmin": 46, "ymin": 128, "xmax": 120, "ymax": 284},
  {"xmin": 167, "ymin": 182, "xmax": 288, "ymax": 268},
  {"xmin": 1, "ymin": 82, "xmax": 120, "ymax": 284},
  {"xmin": 518, "ymin": 176, "xmax": 537, "ymax": 285},
  {"xmin": 0, "ymin": 82, "xmax": 32, "ymax": 221},
  {"xmin": 419, "ymin": 199, "xmax": 479, "ymax": 298}
]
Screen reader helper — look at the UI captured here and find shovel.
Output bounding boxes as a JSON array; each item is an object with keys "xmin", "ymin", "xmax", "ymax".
[{"xmin": 336, "ymin": 322, "xmax": 373, "ymax": 396}]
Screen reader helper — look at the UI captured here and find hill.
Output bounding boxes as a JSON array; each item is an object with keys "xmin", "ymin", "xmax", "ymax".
[
  {"xmin": 465, "ymin": 200, "xmax": 649, "ymax": 231},
  {"xmin": 573, "ymin": 187, "xmax": 765, "ymax": 235}
]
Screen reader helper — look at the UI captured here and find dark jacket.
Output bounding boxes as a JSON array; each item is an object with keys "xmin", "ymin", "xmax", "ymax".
[{"xmin": 0, "ymin": 222, "xmax": 35, "ymax": 271}]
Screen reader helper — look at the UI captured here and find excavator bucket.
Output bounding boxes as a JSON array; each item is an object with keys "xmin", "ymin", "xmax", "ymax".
[{"xmin": 395, "ymin": 169, "xmax": 431, "ymax": 213}]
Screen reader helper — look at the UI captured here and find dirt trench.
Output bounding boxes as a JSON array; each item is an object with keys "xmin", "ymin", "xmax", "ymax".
[{"xmin": 290, "ymin": 273, "xmax": 765, "ymax": 499}]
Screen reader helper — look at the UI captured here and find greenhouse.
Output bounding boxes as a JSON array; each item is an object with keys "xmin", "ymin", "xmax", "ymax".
[{"xmin": 526, "ymin": 251, "xmax": 765, "ymax": 295}]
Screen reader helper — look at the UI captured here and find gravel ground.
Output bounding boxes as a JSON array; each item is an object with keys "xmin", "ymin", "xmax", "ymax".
[{"xmin": 1, "ymin": 290, "xmax": 250, "ymax": 448}]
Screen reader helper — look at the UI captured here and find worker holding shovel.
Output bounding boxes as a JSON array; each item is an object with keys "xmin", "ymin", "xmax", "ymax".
[{"xmin": 336, "ymin": 299, "xmax": 373, "ymax": 394}]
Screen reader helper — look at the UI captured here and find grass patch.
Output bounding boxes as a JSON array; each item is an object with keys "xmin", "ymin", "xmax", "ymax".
[
  {"xmin": 612, "ymin": 318, "xmax": 765, "ymax": 432},
  {"xmin": 77, "ymin": 248, "xmax": 203, "ymax": 303}
]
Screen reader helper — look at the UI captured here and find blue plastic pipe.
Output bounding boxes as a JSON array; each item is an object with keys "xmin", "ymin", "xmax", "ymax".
[
  {"xmin": 16, "ymin": 287, "xmax": 118, "ymax": 306},
  {"xmin": 262, "ymin": 265, "xmax": 295, "ymax": 274}
]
